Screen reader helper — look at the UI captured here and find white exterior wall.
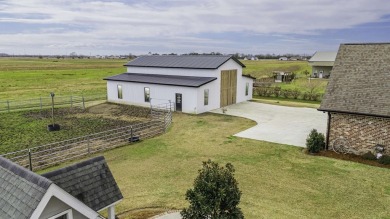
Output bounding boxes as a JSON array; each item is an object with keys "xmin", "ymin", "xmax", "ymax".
[
  {"xmin": 107, "ymin": 59, "xmax": 252, "ymax": 114},
  {"xmin": 107, "ymin": 81, "xmax": 199, "ymax": 113}
]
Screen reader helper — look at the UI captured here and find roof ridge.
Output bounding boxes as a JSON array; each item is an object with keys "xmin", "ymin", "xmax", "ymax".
[
  {"xmin": 42, "ymin": 156, "xmax": 105, "ymax": 179},
  {"xmin": 0, "ymin": 156, "xmax": 52, "ymax": 189}
]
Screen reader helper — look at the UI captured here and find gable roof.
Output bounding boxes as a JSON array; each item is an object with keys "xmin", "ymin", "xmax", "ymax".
[
  {"xmin": 104, "ymin": 73, "xmax": 217, "ymax": 87},
  {"xmin": 319, "ymin": 43, "xmax": 390, "ymax": 117},
  {"xmin": 309, "ymin": 51, "xmax": 337, "ymax": 62},
  {"xmin": 42, "ymin": 156, "xmax": 123, "ymax": 211},
  {"xmin": 0, "ymin": 156, "xmax": 52, "ymax": 219},
  {"xmin": 124, "ymin": 55, "xmax": 245, "ymax": 69}
]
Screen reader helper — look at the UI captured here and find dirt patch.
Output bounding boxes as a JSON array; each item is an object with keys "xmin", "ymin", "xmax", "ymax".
[
  {"xmin": 87, "ymin": 103, "xmax": 150, "ymax": 118},
  {"xmin": 315, "ymin": 150, "xmax": 390, "ymax": 169}
]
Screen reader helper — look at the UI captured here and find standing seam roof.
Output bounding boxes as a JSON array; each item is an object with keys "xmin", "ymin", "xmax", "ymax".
[{"xmin": 124, "ymin": 55, "xmax": 245, "ymax": 69}]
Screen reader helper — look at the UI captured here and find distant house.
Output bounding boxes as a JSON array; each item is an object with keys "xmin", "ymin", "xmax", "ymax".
[
  {"xmin": 319, "ymin": 43, "xmax": 390, "ymax": 155},
  {"xmin": 0, "ymin": 156, "xmax": 122, "ymax": 219},
  {"xmin": 278, "ymin": 57, "xmax": 288, "ymax": 61},
  {"xmin": 272, "ymin": 71, "xmax": 293, "ymax": 83},
  {"xmin": 104, "ymin": 55, "xmax": 254, "ymax": 114},
  {"xmin": 308, "ymin": 51, "xmax": 337, "ymax": 78}
]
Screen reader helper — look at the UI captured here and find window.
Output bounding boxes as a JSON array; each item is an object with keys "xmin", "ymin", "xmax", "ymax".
[
  {"xmin": 204, "ymin": 89, "xmax": 209, "ymax": 106},
  {"xmin": 144, "ymin": 87, "xmax": 150, "ymax": 102},
  {"xmin": 117, "ymin": 85, "xmax": 123, "ymax": 99},
  {"xmin": 245, "ymin": 83, "xmax": 249, "ymax": 96},
  {"xmin": 48, "ymin": 209, "xmax": 73, "ymax": 219}
]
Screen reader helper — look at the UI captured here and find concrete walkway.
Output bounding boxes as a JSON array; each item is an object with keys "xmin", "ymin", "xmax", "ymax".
[
  {"xmin": 211, "ymin": 101, "xmax": 327, "ymax": 147},
  {"xmin": 152, "ymin": 212, "xmax": 181, "ymax": 219}
]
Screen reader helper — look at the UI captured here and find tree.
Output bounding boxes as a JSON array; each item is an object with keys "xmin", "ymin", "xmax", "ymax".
[
  {"xmin": 306, "ymin": 129, "xmax": 325, "ymax": 153},
  {"xmin": 181, "ymin": 160, "xmax": 244, "ymax": 219}
]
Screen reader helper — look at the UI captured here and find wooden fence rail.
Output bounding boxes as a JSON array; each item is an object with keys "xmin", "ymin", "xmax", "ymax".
[{"xmin": 1, "ymin": 102, "xmax": 173, "ymax": 171}]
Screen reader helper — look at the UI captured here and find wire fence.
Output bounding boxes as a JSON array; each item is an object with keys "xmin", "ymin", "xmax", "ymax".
[
  {"xmin": 1, "ymin": 102, "xmax": 174, "ymax": 171},
  {"xmin": 0, "ymin": 93, "xmax": 107, "ymax": 113}
]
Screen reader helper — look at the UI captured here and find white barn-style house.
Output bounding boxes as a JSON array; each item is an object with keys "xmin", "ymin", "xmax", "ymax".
[{"xmin": 105, "ymin": 55, "xmax": 254, "ymax": 114}]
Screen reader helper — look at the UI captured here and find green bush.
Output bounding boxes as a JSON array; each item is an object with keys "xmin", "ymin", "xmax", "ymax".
[
  {"xmin": 290, "ymin": 89, "xmax": 301, "ymax": 99},
  {"xmin": 378, "ymin": 155, "xmax": 390, "ymax": 165},
  {"xmin": 362, "ymin": 152, "xmax": 377, "ymax": 160},
  {"xmin": 306, "ymin": 129, "xmax": 325, "ymax": 153},
  {"xmin": 282, "ymin": 89, "xmax": 292, "ymax": 98},
  {"xmin": 181, "ymin": 160, "xmax": 244, "ymax": 219},
  {"xmin": 273, "ymin": 86, "xmax": 282, "ymax": 97}
]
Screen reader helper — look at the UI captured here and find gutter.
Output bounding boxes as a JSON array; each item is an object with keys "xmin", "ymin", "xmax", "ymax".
[{"xmin": 317, "ymin": 108, "xmax": 390, "ymax": 119}]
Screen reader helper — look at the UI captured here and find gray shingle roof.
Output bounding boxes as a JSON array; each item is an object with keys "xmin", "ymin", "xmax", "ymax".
[
  {"xmin": 309, "ymin": 51, "xmax": 337, "ymax": 62},
  {"xmin": 124, "ymin": 55, "xmax": 245, "ymax": 69},
  {"xmin": 104, "ymin": 73, "xmax": 217, "ymax": 87},
  {"xmin": 0, "ymin": 156, "xmax": 52, "ymax": 219},
  {"xmin": 42, "ymin": 156, "xmax": 123, "ymax": 211},
  {"xmin": 319, "ymin": 43, "xmax": 390, "ymax": 117}
]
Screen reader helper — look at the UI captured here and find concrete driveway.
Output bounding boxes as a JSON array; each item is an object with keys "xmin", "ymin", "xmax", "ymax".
[{"xmin": 211, "ymin": 102, "xmax": 327, "ymax": 147}]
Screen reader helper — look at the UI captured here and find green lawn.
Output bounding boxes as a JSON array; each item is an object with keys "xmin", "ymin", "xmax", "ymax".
[
  {"xmin": 252, "ymin": 96, "xmax": 321, "ymax": 109},
  {"xmin": 44, "ymin": 113, "xmax": 390, "ymax": 219},
  {"xmin": 0, "ymin": 58, "xmax": 127, "ymax": 99},
  {"xmin": 242, "ymin": 60, "xmax": 311, "ymax": 79}
]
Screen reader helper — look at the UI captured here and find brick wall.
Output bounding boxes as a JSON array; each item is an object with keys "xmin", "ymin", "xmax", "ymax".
[{"xmin": 329, "ymin": 113, "xmax": 390, "ymax": 155}]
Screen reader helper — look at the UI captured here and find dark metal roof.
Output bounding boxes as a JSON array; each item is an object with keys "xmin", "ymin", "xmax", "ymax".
[
  {"xmin": 0, "ymin": 156, "xmax": 52, "ymax": 219},
  {"xmin": 104, "ymin": 73, "xmax": 217, "ymax": 87},
  {"xmin": 42, "ymin": 156, "xmax": 123, "ymax": 211},
  {"xmin": 319, "ymin": 43, "xmax": 390, "ymax": 117},
  {"xmin": 124, "ymin": 55, "xmax": 245, "ymax": 69}
]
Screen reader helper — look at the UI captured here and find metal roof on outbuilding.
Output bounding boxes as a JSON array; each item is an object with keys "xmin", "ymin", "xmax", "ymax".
[
  {"xmin": 309, "ymin": 51, "xmax": 337, "ymax": 62},
  {"xmin": 104, "ymin": 73, "xmax": 217, "ymax": 87},
  {"xmin": 124, "ymin": 55, "xmax": 245, "ymax": 69},
  {"xmin": 0, "ymin": 156, "xmax": 52, "ymax": 219}
]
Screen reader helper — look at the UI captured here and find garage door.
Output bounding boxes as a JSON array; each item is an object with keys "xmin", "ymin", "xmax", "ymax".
[{"xmin": 220, "ymin": 69, "xmax": 237, "ymax": 107}]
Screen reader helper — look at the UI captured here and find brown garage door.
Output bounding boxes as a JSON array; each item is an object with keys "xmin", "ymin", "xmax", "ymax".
[{"xmin": 220, "ymin": 69, "xmax": 237, "ymax": 107}]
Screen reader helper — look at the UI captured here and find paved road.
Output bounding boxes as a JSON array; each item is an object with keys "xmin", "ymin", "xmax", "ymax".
[{"xmin": 211, "ymin": 102, "xmax": 327, "ymax": 147}]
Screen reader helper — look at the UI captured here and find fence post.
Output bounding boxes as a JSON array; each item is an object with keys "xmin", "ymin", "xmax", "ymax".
[
  {"xmin": 6, "ymin": 100, "xmax": 10, "ymax": 112},
  {"xmin": 82, "ymin": 95, "xmax": 85, "ymax": 110},
  {"xmin": 130, "ymin": 126, "xmax": 133, "ymax": 143},
  {"xmin": 28, "ymin": 149, "xmax": 32, "ymax": 171},
  {"xmin": 39, "ymin": 97, "xmax": 43, "ymax": 112}
]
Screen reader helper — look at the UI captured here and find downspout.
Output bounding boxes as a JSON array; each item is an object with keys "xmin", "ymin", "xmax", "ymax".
[{"xmin": 325, "ymin": 112, "xmax": 331, "ymax": 150}]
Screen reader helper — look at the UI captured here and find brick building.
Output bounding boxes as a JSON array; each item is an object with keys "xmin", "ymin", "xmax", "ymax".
[{"xmin": 319, "ymin": 43, "xmax": 390, "ymax": 155}]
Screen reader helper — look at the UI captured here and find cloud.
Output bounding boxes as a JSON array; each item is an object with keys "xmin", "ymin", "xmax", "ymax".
[{"xmin": 0, "ymin": 0, "xmax": 389, "ymax": 54}]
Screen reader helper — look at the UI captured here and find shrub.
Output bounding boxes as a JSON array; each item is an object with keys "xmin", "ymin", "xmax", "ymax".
[
  {"xmin": 290, "ymin": 89, "xmax": 301, "ymax": 99},
  {"xmin": 306, "ymin": 129, "xmax": 325, "ymax": 153},
  {"xmin": 362, "ymin": 151, "xmax": 377, "ymax": 160},
  {"xmin": 378, "ymin": 155, "xmax": 390, "ymax": 165},
  {"xmin": 310, "ymin": 93, "xmax": 321, "ymax": 101},
  {"xmin": 181, "ymin": 160, "xmax": 244, "ymax": 219},
  {"xmin": 302, "ymin": 92, "xmax": 310, "ymax": 100},
  {"xmin": 273, "ymin": 86, "xmax": 282, "ymax": 97},
  {"xmin": 282, "ymin": 89, "xmax": 292, "ymax": 99}
]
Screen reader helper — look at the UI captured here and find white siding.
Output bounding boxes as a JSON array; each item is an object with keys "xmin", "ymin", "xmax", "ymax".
[
  {"xmin": 39, "ymin": 197, "xmax": 87, "ymax": 219},
  {"xmin": 107, "ymin": 81, "xmax": 199, "ymax": 113}
]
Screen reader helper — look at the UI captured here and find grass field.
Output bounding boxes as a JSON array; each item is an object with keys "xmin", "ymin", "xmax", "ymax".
[
  {"xmin": 0, "ymin": 58, "xmax": 126, "ymax": 99},
  {"xmin": 251, "ymin": 96, "xmax": 321, "ymax": 109},
  {"xmin": 242, "ymin": 60, "xmax": 311, "ymax": 79},
  {"xmin": 41, "ymin": 112, "xmax": 390, "ymax": 219}
]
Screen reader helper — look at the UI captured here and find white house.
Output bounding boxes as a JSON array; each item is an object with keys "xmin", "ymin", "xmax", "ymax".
[
  {"xmin": 104, "ymin": 55, "xmax": 254, "ymax": 114},
  {"xmin": 279, "ymin": 57, "xmax": 288, "ymax": 61},
  {"xmin": 308, "ymin": 51, "xmax": 337, "ymax": 78},
  {"xmin": 0, "ymin": 156, "xmax": 122, "ymax": 219}
]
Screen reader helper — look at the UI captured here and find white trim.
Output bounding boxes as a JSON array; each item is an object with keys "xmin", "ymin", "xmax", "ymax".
[
  {"xmin": 30, "ymin": 184, "xmax": 99, "ymax": 219},
  {"xmin": 97, "ymin": 199, "xmax": 123, "ymax": 212},
  {"xmin": 48, "ymin": 209, "xmax": 73, "ymax": 219}
]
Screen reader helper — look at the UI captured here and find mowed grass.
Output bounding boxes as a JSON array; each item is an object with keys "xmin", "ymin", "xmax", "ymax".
[
  {"xmin": 55, "ymin": 112, "xmax": 390, "ymax": 219},
  {"xmin": 242, "ymin": 59, "xmax": 311, "ymax": 78},
  {"xmin": 0, "ymin": 58, "xmax": 127, "ymax": 99}
]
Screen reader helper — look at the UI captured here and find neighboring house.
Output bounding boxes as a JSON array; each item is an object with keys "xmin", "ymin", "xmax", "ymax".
[
  {"xmin": 104, "ymin": 55, "xmax": 254, "ymax": 114},
  {"xmin": 278, "ymin": 57, "xmax": 288, "ymax": 61},
  {"xmin": 319, "ymin": 43, "xmax": 390, "ymax": 155},
  {"xmin": 0, "ymin": 156, "xmax": 122, "ymax": 219},
  {"xmin": 308, "ymin": 51, "xmax": 337, "ymax": 78}
]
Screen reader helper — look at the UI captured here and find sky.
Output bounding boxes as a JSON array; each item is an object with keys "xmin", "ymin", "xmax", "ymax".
[{"xmin": 0, "ymin": 0, "xmax": 390, "ymax": 56}]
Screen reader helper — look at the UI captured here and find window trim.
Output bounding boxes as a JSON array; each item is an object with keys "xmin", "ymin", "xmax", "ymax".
[
  {"xmin": 117, "ymin": 84, "xmax": 123, "ymax": 99},
  {"xmin": 48, "ymin": 209, "xmax": 73, "ymax": 219},
  {"xmin": 204, "ymin": 89, "xmax": 209, "ymax": 106},
  {"xmin": 144, "ymin": 87, "xmax": 150, "ymax": 102}
]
